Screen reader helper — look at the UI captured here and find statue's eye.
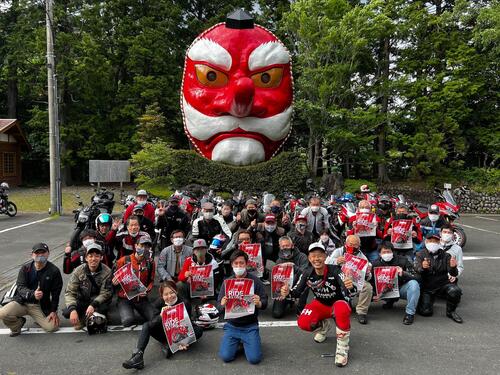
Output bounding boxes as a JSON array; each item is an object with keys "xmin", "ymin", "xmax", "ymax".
[
  {"xmin": 195, "ymin": 64, "xmax": 228, "ymax": 87},
  {"xmin": 251, "ymin": 68, "xmax": 283, "ymax": 88}
]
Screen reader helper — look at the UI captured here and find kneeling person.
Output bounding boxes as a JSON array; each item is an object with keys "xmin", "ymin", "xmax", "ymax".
[{"xmin": 63, "ymin": 243, "xmax": 113, "ymax": 330}]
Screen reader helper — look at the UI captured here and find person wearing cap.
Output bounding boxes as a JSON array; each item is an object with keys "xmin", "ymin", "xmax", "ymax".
[
  {"xmin": 0, "ymin": 243, "xmax": 63, "ymax": 336},
  {"xmin": 289, "ymin": 214, "xmax": 314, "ymax": 255},
  {"xmin": 123, "ymin": 189, "xmax": 155, "ymax": 223},
  {"xmin": 255, "ymin": 214, "xmax": 286, "ymax": 277},
  {"xmin": 417, "ymin": 204, "xmax": 447, "ymax": 252},
  {"xmin": 218, "ymin": 250, "xmax": 268, "ymax": 365},
  {"xmin": 236, "ymin": 199, "xmax": 265, "ymax": 233},
  {"xmin": 326, "ymin": 235, "xmax": 373, "ymax": 325},
  {"xmin": 155, "ymin": 196, "xmax": 190, "ymax": 247},
  {"xmin": 376, "ymin": 194, "xmax": 394, "ymax": 223},
  {"xmin": 280, "ymin": 242, "xmax": 356, "ymax": 367},
  {"xmin": 63, "ymin": 243, "xmax": 113, "ymax": 330},
  {"xmin": 191, "ymin": 201, "xmax": 232, "ymax": 245},
  {"xmin": 383, "ymin": 203, "xmax": 422, "ymax": 260},
  {"xmin": 177, "ymin": 239, "xmax": 221, "ymax": 303},
  {"xmin": 371, "ymin": 241, "xmax": 420, "ymax": 325},
  {"xmin": 131, "ymin": 202, "xmax": 156, "ymax": 240},
  {"xmin": 111, "ymin": 215, "xmax": 150, "ymax": 260},
  {"xmin": 113, "ymin": 235, "xmax": 156, "ymax": 327},
  {"xmin": 300, "ymin": 197, "xmax": 330, "ymax": 240},
  {"xmin": 157, "ymin": 230, "xmax": 193, "ymax": 282},
  {"xmin": 415, "ymin": 233, "xmax": 462, "ymax": 323},
  {"xmin": 63, "ymin": 228, "xmax": 98, "ymax": 274}
]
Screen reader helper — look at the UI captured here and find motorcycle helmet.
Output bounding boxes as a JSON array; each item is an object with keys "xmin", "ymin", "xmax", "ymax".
[
  {"xmin": 360, "ymin": 184, "xmax": 370, "ymax": 193},
  {"xmin": 0, "ymin": 182, "xmax": 9, "ymax": 189},
  {"xmin": 86, "ymin": 312, "xmax": 107, "ymax": 335},
  {"xmin": 95, "ymin": 213, "xmax": 112, "ymax": 228},
  {"xmin": 193, "ymin": 303, "xmax": 219, "ymax": 329},
  {"xmin": 210, "ymin": 234, "xmax": 226, "ymax": 250},
  {"xmin": 378, "ymin": 195, "xmax": 392, "ymax": 210}
]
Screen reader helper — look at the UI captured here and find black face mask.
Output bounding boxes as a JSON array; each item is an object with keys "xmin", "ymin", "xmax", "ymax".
[
  {"xmin": 168, "ymin": 205, "xmax": 179, "ymax": 212},
  {"xmin": 378, "ymin": 202, "xmax": 391, "ymax": 210},
  {"xmin": 247, "ymin": 209, "xmax": 257, "ymax": 216},
  {"xmin": 395, "ymin": 214, "xmax": 408, "ymax": 220}
]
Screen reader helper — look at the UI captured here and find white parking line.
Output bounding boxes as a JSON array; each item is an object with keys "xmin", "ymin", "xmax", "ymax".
[
  {"xmin": 464, "ymin": 256, "xmax": 500, "ymax": 260},
  {"xmin": 0, "ymin": 217, "xmax": 52, "ymax": 234},
  {"xmin": 460, "ymin": 224, "xmax": 500, "ymax": 236},
  {"xmin": 477, "ymin": 216, "xmax": 499, "ymax": 222},
  {"xmin": 0, "ymin": 321, "xmax": 298, "ymax": 335}
]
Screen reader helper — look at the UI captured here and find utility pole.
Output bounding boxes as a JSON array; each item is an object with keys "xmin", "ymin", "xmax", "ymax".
[{"xmin": 46, "ymin": 0, "xmax": 62, "ymax": 214}]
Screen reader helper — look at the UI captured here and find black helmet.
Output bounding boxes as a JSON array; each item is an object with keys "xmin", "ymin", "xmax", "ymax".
[{"xmin": 86, "ymin": 312, "xmax": 107, "ymax": 335}]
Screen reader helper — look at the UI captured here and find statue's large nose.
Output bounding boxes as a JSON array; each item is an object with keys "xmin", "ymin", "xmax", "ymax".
[{"xmin": 230, "ymin": 77, "xmax": 255, "ymax": 117}]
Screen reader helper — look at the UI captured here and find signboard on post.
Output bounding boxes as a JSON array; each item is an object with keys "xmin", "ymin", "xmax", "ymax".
[{"xmin": 89, "ymin": 160, "xmax": 130, "ymax": 185}]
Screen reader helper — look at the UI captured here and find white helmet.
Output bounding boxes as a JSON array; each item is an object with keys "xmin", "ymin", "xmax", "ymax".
[
  {"xmin": 193, "ymin": 303, "xmax": 219, "ymax": 329},
  {"xmin": 360, "ymin": 184, "xmax": 370, "ymax": 193},
  {"xmin": 1, "ymin": 182, "xmax": 9, "ymax": 189}
]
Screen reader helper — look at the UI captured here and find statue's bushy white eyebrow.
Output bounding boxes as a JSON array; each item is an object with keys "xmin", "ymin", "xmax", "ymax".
[
  {"xmin": 187, "ymin": 38, "xmax": 232, "ymax": 71},
  {"xmin": 248, "ymin": 41, "xmax": 290, "ymax": 71}
]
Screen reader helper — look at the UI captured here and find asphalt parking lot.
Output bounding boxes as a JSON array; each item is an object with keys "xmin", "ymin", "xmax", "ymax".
[{"xmin": 0, "ymin": 214, "xmax": 499, "ymax": 375}]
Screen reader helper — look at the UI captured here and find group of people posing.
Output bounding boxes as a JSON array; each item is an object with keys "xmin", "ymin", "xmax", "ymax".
[{"xmin": 0, "ymin": 188, "xmax": 465, "ymax": 369}]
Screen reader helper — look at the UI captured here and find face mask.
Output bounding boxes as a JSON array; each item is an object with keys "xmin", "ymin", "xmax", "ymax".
[
  {"xmin": 82, "ymin": 239, "xmax": 94, "ymax": 248},
  {"xmin": 379, "ymin": 202, "xmax": 391, "ymax": 210},
  {"xmin": 265, "ymin": 224, "xmax": 276, "ymax": 232},
  {"xmin": 311, "ymin": 206, "xmax": 320, "ymax": 213},
  {"xmin": 203, "ymin": 212, "xmax": 214, "ymax": 220},
  {"xmin": 381, "ymin": 253, "xmax": 393, "ymax": 262},
  {"xmin": 426, "ymin": 243, "xmax": 441, "ymax": 253},
  {"xmin": 194, "ymin": 250, "xmax": 205, "ymax": 259},
  {"xmin": 247, "ymin": 209, "xmax": 257, "ymax": 215},
  {"xmin": 172, "ymin": 238, "xmax": 184, "ymax": 246},
  {"xmin": 428, "ymin": 214, "xmax": 439, "ymax": 222},
  {"xmin": 441, "ymin": 233, "xmax": 453, "ymax": 243},
  {"xmin": 168, "ymin": 205, "xmax": 179, "ymax": 212},
  {"xmin": 280, "ymin": 248, "xmax": 293, "ymax": 259},
  {"xmin": 233, "ymin": 267, "xmax": 246, "ymax": 277},
  {"xmin": 396, "ymin": 214, "xmax": 408, "ymax": 220},
  {"xmin": 165, "ymin": 296, "xmax": 178, "ymax": 307},
  {"xmin": 34, "ymin": 255, "xmax": 48, "ymax": 264},
  {"xmin": 270, "ymin": 206, "xmax": 281, "ymax": 214},
  {"xmin": 359, "ymin": 208, "xmax": 371, "ymax": 213},
  {"xmin": 320, "ymin": 235, "xmax": 329, "ymax": 243},
  {"xmin": 296, "ymin": 223, "xmax": 306, "ymax": 232},
  {"xmin": 135, "ymin": 247, "xmax": 145, "ymax": 257},
  {"xmin": 345, "ymin": 245, "xmax": 358, "ymax": 254}
]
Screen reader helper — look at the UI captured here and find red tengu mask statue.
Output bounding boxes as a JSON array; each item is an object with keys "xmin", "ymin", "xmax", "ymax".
[{"xmin": 181, "ymin": 10, "xmax": 294, "ymax": 165}]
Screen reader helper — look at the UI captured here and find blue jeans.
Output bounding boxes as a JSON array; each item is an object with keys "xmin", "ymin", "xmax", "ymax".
[
  {"xmin": 219, "ymin": 322, "xmax": 262, "ymax": 364},
  {"xmin": 399, "ymin": 280, "xmax": 420, "ymax": 315}
]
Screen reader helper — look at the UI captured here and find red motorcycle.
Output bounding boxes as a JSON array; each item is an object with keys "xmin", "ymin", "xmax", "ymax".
[{"xmin": 409, "ymin": 184, "xmax": 467, "ymax": 248}]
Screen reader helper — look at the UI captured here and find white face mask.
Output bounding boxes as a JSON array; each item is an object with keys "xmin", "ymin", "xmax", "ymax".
[
  {"xmin": 441, "ymin": 233, "xmax": 453, "ymax": 243},
  {"xmin": 381, "ymin": 253, "xmax": 394, "ymax": 262},
  {"xmin": 172, "ymin": 238, "xmax": 184, "ymax": 246},
  {"xmin": 233, "ymin": 267, "xmax": 246, "ymax": 277},
  {"xmin": 165, "ymin": 296, "xmax": 178, "ymax": 307},
  {"xmin": 359, "ymin": 208, "xmax": 371, "ymax": 214},
  {"xmin": 428, "ymin": 214, "xmax": 439, "ymax": 222},
  {"xmin": 82, "ymin": 239, "xmax": 94, "ymax": 249},
  {"xmin": 203, "ymin": 212, "xmax": 214, "ymax": 220},
  {"xmin": 265, "ymin": 224, "xmax": 276, "ymax": 232},
  {"xmin": 320, "ymin": 235, "xmax": 329, "ymax": 243},
  {"xmin": 129, "ymin": 231, "xmax": 138, "ymax": 238},
  {"xmin": 426, "ymin": 242, "xmax": 441, "ymax": 253},
  {"xmin": 311, "ymin": 206, "xmax": 320, "ymax": 213}
]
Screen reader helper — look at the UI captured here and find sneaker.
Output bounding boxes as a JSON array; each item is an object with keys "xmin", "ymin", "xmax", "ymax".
[
  {"xmin": 357, "ymin": 314, "xmax": 368, "ymax": 325},
  {"xmin": 446, "ymin": 311, "xmax": 463, "ymax": 324},
  {"xmin": 9, "ymin": 317, "xmax": 26, "ymax": 337},
  {"xmin": 403, "ymin": 314, "xmax": 414, "ymax": 325},
  {"xmin": 313, "ymin": 318, "xmax": 333, "ymax": 343},
  {"xmin": 122, "ymin": 351, "xmax": 144, "ymax": 370}
]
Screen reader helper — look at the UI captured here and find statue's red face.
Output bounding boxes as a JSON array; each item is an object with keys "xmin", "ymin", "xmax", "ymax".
[{"xmin": 181, "ymin": 23, "xmax": 293, "ymax": 165}]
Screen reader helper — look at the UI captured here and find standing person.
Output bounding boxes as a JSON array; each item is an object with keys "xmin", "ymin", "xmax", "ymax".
[
  {"xmin": 269, "ymin": 199, "xmax": 291, "ymax": 232},
  {"xmin": 132, "ymin": 203, "xmax": 156, "ymax": 240},
  {"xmin": 218, "ymin": 250, "xmax": 268, "ymax": 365},
  {"xmin": 113, "ymin": 235, "xmax": 156, "ymax": 327},
  {"xmin": 123, "ymin": 189, "xmax": 156, "ymax": 223},
  {"xmin": 122, "ymin": 280, "xmax": 203, "ymax": 369},
  {"xmin": 272, "ymin": 236, "xmax": 309, "ymax": 319},
  {"xmin": 191, "ymin": 202, "xmax": 232, "ymax": 244},
  {"xmin": 236, "ymin": 199, "xmax": 265, "ymax": 232},
  {"xmin": 301, "ymin": 197, "xmax": 330, "ymax": 240},
  {"xmin": 111, "ymin": 216, "xmax": 150, "ymax": 259},
  {"xmin": 0, "ymin": 243, "xmax": 63, "ymax": 336},
  {"xmin": 371, "ymin": 242, "xmax": 420, "ymax": 325},
  {"xmin": 326, "ymin": 235, "xmax": 373, "ymax": 325},
  {"xmin": 440, "ymin": 224, "xmax": 464, "ymax": 280},
  {"xmin": 289, "ymin": 215, "xmax": 314, "ymax": 255},
  {"xmin": 376, "ymin": 194, "xmax": 394, "ymax": 223},
  {"xmin": 280, "ymin": 243, "xmax": 356, "ymax": 367},
  {"xmin": 155, "ymin": 196, "xmax": 191, "ymax": 248},
  {"xmin": 63, "ymin": 243, "xmax": 113, "ymax": 330},
  {"xmin": 157, "ymin": 230, "xmax": 192, "ymax": 282},
  {"xmin": 415, "ymin": 234, "xmax": 463, "ymax": 323}
]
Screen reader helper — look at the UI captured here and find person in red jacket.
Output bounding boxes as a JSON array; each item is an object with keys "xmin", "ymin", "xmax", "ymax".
[
  {"xmin": 108, "ymin": 215, "xmax": 150, "ymax": 259},
  {"xmin": 383, "ymin": 203, "xmax": 422, "ymax": 260},
  {"xmin": 112, "ymin": 235, "xmax": 156, "ymax": 327},
  {"xmin": 177, "ymin": 239, "xmax": 221, "ymax": 303},
  {"xmin": 123, "ymin": 190, "xmax": 155, "ymax": 223}
]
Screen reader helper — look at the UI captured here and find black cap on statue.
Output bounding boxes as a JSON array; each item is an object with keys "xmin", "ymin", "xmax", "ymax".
[{"xmin": 226, "ymin": 9, "xmax": 254, "ymax": 29}]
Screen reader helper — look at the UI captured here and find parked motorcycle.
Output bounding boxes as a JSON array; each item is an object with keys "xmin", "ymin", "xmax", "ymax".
[{"xmin": 0, "ymin": 182, "xmax": 17, "ymax": 217}]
